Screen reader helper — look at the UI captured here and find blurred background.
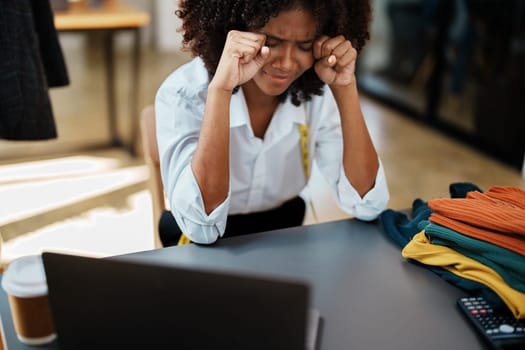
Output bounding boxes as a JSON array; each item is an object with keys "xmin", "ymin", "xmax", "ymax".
[
  {"xmin": 0, "ymin": 0, "xmax": 524, "ymax": 265},
  {"xmin": 358, "ymin": 0, "xmax": 525, "ymax": 172}
]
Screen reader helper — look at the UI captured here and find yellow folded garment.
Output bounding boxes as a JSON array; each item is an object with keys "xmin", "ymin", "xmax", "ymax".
[{"xmin": 402, "ymin": 231, "xmax": 525, "ymax": 319}]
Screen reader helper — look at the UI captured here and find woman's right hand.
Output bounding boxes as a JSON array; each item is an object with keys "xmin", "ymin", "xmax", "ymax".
[{"xmin": 210, "ymin": 30, "xmax": 269, "ymax": 92}]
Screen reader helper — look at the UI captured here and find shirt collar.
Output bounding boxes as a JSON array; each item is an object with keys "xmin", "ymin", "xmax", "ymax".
[{"xmin": 230, "ymin": 89, "xmax": 306, "ymax": 129}]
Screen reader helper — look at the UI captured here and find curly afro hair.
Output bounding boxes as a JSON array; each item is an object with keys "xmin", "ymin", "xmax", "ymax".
[{"xmin": 176, "ymin": 0, "xmax": 372, "ymax": 105}]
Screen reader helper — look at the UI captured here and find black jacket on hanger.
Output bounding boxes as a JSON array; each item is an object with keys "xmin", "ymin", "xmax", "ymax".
[{"xmin": 0, "ymin": 0, "xmax": 69, "ymax": 140}]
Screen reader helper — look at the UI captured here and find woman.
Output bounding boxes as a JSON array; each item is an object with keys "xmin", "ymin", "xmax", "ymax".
[{"xmin": 155, "ymin": 0, "xmax": 389, "ymax": 245}]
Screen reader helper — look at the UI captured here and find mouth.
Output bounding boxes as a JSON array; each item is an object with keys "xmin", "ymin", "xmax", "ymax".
[{"xmin": 263, "ymin": 71, "xmax": 292, "ymax": 85}]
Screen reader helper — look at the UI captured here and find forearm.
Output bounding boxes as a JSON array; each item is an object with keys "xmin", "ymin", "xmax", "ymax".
[
  {"xmin": 330, "ymin": 83, "xmax": 379, "ymax": 197},
  {"xmin": 191, "ymin": 84, "xmax": 232, "ymax": 214}
]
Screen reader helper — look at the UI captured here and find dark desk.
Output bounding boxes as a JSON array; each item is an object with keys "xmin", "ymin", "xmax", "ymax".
[
  {"xmin": 0, "ymin": 218, "xmax": 486, "ymax": 349},
  {"xmin": 54, "ymin": 0, "xmax": 150, "ymax": 155}
]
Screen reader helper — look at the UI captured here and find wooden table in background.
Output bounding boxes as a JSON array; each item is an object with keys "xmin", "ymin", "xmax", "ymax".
[{"xmin": 54, "ymin": 0, "xmax": 151, "ymax": 155}]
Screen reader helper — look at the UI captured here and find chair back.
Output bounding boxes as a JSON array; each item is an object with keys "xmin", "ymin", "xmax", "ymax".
[{"xmin": 140, "ymin": 105, "xmax": 164, "ymax": 248}]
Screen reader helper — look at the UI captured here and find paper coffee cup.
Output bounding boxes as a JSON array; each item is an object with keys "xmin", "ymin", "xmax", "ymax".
[{"xmin": 1, "ymin": 255, "xmax": 56, "ymax": 345}]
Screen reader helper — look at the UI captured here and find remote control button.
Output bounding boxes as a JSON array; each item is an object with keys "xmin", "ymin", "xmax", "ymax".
[{"xmin": 499, "ymin": 324, "xmax": 514, "ymax": 333}]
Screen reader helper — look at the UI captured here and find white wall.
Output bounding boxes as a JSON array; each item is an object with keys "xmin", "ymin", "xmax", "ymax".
[
  {"xmin": 112, "ymin": 0, "xmax": 183, "ymax": 50},
  {"xmin": 155, "ymin": 0, "xmax": 183, "ymax": 51},
  {"xmin": 118, "ymin": 0, "xmax": 155, "ymax": 47}
]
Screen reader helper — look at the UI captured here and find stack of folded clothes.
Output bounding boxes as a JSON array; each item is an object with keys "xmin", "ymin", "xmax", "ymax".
[{"xmin": 381, "ymin": 184, "xmax": 525, "ymax": 319}]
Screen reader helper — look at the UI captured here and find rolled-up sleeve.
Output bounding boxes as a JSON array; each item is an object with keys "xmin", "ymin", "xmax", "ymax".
[
  {"xmin": 311, "ymin": 86, "xmax": 390, "ymax": 221},
  {"xmin": 336, "ymin": 161, "xmax": 389, "ymax": 221},
  {"xmin": 155, "ymin": 68, "xmax": 229, "ymax": 244},
  {"xmin": 169, "ymin": 164, "xmax": 230, "ymax": 244}
]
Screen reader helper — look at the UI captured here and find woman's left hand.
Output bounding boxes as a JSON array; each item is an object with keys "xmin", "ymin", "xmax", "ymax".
[{"xmin": 313, "ymin": 35, "xmax": 357, "ymax": 86}]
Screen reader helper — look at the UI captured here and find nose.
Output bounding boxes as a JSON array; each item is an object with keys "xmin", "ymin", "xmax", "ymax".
[{"xmin": 272, "ymin": 45, "xmax": 295, "ymax": 72}]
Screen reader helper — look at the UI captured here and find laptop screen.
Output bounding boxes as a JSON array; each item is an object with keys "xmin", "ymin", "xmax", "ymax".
[{"xmin": 42, "ymin": 252, "xmax": 312, "ymax": 350}]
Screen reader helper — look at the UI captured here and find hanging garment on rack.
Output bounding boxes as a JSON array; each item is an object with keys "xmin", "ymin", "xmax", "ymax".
[{"xmin": 0, "ymin": 0, "xmax": 69, "ymax": 140}]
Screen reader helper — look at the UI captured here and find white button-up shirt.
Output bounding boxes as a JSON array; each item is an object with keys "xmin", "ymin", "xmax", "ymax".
[{"xmin": 156, "ymin": 58, "xmax": 389, "ymax": 244}]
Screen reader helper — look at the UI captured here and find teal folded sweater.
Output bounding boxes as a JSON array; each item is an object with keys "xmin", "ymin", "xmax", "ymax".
[{"xmin": 421, "ymin": 220, "xmax": 525, "ymax": 293}]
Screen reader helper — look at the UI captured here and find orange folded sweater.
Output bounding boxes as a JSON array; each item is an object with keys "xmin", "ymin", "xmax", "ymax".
[
  {"xmin": 428, "ymin": 186, "xmax": 525, "ymax": 235},
  {"xmin": 429, "ymin": 213, "xmax": 525, "ymax": 256},
  {"xmin": 481, "ymin": 186, "xmax": 525, "ymax": 209}
]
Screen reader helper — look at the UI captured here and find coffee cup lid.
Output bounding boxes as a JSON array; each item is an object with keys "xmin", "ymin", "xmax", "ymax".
[{"xmin": 1, "ymin": 255, "xmax": 48, "ymax": 298}]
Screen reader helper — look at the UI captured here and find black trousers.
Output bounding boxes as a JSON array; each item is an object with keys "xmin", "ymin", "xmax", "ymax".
[{"xmin": 158, "ymin": 196, "xmax": 306, "ymax": 247}]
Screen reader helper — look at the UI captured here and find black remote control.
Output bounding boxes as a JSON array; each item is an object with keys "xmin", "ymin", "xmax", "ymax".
[{"xmin": 457, "ymin": 296, "xmax": 525, "ymax": 349}]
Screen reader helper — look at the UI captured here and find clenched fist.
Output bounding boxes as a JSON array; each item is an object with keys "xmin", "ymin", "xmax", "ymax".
[
  {"xmin": 211, "ymin": 30, "xmax": 270, "ymax": 92},
  {"xmin": 313, "ymin": 35, "xmax": 357, "ymax": 86}
]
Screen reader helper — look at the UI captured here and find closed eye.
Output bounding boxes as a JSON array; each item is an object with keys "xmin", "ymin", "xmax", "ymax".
[
  {"xmin": 260, "ymin": 32, "xmax": 315, "ymax": 52},
  {"xmin": 297, "ymin": 42, "xmax": 313, "ymax": 52},
  {"xmin": 265, "ymin": 37, "xmax": 282, "ymax": 48}
]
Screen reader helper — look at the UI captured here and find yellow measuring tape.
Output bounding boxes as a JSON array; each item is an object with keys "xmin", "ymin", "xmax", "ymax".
[
  {"xmin": 298, "ymin": 122, "xmax": 319, "ymax": 222},
  {"xmin": 177, "ymin": 121, "xmax": 313, "ymax": 246},
  {"xmin": 177, "ymin": 233, "xmax": 191, "ymax": 245},
  {"xmin": 298, "ymin": 123, "xmax": 310, "ymax": 181}
]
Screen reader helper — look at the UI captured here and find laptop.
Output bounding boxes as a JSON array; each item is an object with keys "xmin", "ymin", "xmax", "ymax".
[{"xmin": 42, "ymin": 252, "xmax": 321, "ymax": 350}]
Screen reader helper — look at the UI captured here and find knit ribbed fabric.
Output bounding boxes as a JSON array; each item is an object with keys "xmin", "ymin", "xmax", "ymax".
[
  {"xmin": 428, "ymin": 186, "xmax": 525, "ymax": 235},
  {"xmin": 482, "ymin": 186, "xmax": 525, "ymax": 209},
  {"xmin": 423, "ymin": 221, "xmax": 525, "ymax": 293},
  {"xmin": 429, "ymin": 213, "xmax": 525, "ymax": 256},
  {"xmin": 402, "ymin": 231, "xmax": 525, "ymax": 319},
  {"xmin": 381, "ymin": 199, "xmax": 503, "ymax": 306},
  {"xmin": 380, "ymin": 198, "xmax": 431, "ymax": 248}
]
